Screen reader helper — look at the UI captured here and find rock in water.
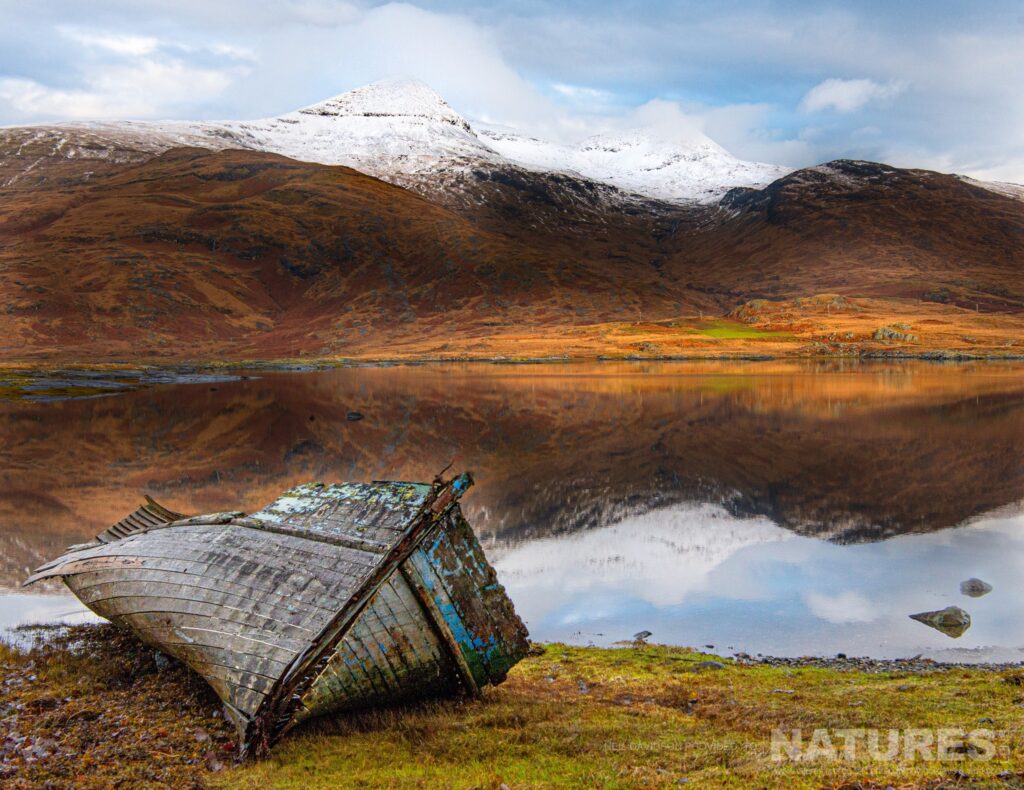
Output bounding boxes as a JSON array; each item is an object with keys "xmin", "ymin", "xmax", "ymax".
[
  {"xmin": 633, "ymin": 630, "xmax": 653, "ymax": 641},
  {"xmin": 909, "ymin": 606, "xmax": 971, "ymax": 638},
  {"xmin": 960, "ymin": 578, "xmax": 993, "ymax": 598}
]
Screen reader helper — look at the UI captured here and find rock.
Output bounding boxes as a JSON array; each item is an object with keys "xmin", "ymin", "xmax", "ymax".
[
  {"xmin": 874, "ymin": 326, "xmax": 917, "ymax": 343},
  {"xmin": 693, "ymin": 660, "xmax": 726, "ymax": 671},
  {"xmin": 24, "ymin": 696, "xmax": 60, "ymax": 712},
  {"xmin": 153, "ymin": 651, "xmax": 171, "ymax": 672},
  {"xmin": 909, "ymin": 606, "xmax": 971, "ymax": 638},
  {"xmin": 203, "ymin": 751, "xmax": 225, "ymax": 772},
  {"xmin": 632, "ymin": 630, "xmax": 652, "ymax": 641},
  {"xmin": 960, "ymin": 578, "xmax": 993, "ymax": 598},
  {"xmin": 346, "ymin": 411, "xmax": 364, "ymax": 421},
  {"xmin": 29, "ymin": 737, "xmax": 57, "ymax": 759}
]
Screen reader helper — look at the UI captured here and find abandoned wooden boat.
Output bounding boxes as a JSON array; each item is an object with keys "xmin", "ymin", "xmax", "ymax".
[{"xmin": 26, "ymin": 473, "xmax": 529, "ymax": 756}]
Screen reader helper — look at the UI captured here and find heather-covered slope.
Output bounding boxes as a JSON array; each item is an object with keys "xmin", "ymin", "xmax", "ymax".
[
  {"xmin": 0, "ymin": 147, "xmax": 707, "ymax": 362},
  {"xmin": 2, "ymin": 146, "xmax": 1022, "ymax": 363},
  {"xmin": 678, "ymin": 161, "xmax": 1024, "ymax": 311}
]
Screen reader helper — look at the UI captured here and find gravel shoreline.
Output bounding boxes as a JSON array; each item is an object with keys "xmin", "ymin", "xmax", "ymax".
[{"xmin": 738, "ymin": 652, "xmax": 1024, "ymax": 673}]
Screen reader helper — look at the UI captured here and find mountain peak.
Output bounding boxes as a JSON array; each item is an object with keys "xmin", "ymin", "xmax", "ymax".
[
  {"xmin": 579, "ymin": 127, "xmax": 726, "ymax": 157},
  {"xmin": 296, "ymin": 78, "xmax": 471, "ymax": 131}
]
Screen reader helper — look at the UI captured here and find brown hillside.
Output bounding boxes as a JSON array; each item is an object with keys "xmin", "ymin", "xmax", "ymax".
[
  {"xmin": 0, "ymin": 150, "xmax": 1022, "ymax": 362},
  {"xmin": 676, "ymin": 161, "xmax": 1024, "ymax": 311},
  {"xmin": 0, "ymin": 147, "xmax": 702, "ymax": 361}
]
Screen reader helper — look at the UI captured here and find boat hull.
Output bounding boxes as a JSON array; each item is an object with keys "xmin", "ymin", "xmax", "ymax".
[{"xmin": 27, "ymin": 476, "xmax": 530, "ymax": 755}]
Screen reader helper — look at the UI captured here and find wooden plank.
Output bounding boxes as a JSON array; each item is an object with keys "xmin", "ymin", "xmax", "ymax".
[
  {"xmin": 39, "ymin": 525, "xmax": 380, "ymax": 579},
  {"xmin": 400, "ymin": 554, "xmax": 480, "ymax": 696},
  {"xmin": 416, "ymin": 512, "xmax": 531, "ymax": 685},
  {"xmin": 50, "ymin": 540, "xmax": 373, "ymax": 602},
  {"xmin": 86, "ymin": 596, "xmax": 310, "ymax": 660},
  {"xmin": 59, "ymin": 556, "xmax": 352, "ymax": 612},
  {"xmin": 127, "ymin": 624, "xmax": 297, "ymax": 671},
  {"xmin": 71, "ymin": 578, "xmax": 324, "ymax": 637},
  {"xmin": 68, "ymin": 567, "xmax": 335, "ymax": 624},
  {"xmin": 250, "ymin": 482, "xmax": 431, "ymax": 548},
  {"xmin": 96, "ymin": 605, "xmax": 311, "ymax": 653}
]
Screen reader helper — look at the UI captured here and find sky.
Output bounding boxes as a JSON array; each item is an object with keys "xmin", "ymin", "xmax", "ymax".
[{"xmin": 1, "ymin": 0, "xmax": 1023, "ymax": 181}]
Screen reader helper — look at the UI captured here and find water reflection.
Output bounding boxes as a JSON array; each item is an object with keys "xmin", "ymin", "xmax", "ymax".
[
  {"xmin": 493, "ymin": 503, "xmax": 1024, "ymax": 660},
  {"xmin": 1, "ymin": 361, "xmax": 1023, "ymax": 658}
]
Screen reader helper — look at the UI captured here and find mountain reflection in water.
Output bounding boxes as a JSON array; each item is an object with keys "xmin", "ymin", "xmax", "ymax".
[{"xmin": 2, "ymin": 361, "xmax": 1023, "ymax": 659}]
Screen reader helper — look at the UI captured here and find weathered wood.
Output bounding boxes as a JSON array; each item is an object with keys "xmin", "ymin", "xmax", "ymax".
[
  {"xmin": 69, "ymin": 568, "xmax": 334, "ymax": 625},
  {"xmin": 26, "ymin": 473, "xmax": 530, "ymax": 757},
  {"xmin": 92, "ymin": 496, "xmax": 186, "ymax": 545},
  {"xmin": 249, "ymin": 475, "xmax": 474, "ymax": 751},
  {"xmin": 57, "ymin": 557, "xmax": 351, "ymax": 611},
  {"xmin": 71, "ymin": 579, "xmax": 325, "ymax": 637},
  {"xmin": 107, "ymin": 606, "xmax": 310, "ymax": 657},
  {"xmin": 400, "ymin": 557, "xmax": 480, "ymax": 696}
]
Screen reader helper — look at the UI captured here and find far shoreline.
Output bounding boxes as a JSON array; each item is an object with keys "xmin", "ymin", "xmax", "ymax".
[{"xmin": 3, "ymin": 354, "xmax": 1024, "ymax": 401}]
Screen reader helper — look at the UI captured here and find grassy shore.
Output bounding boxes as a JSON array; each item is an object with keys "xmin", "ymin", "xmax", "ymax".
[{"xmin": 3, "ymin": 625, "xmax": 1024, "ymax": 788}]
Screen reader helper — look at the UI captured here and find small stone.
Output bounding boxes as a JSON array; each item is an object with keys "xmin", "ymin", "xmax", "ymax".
[
  {"xmin": 346, "ymin": 411, "xmax": 364, "ymax": 421},
  {"xmin": 203, "ymin": 751, "xmax": 224, "ymax": 772},
  {"xmin": 960, "ymin": 578, "xmax": 993, "ymax": 598},
  {"xmin": 693, "ymin": 660, "xmax": 726, "ymax": 671},
  {"xmin": 836, "ymin": 653, "xmax": 847, "ymax": 660},
  {"xmin": 909, "ymin": 606, "xmax": 971, "ymax": 638},
  {"xmin": 30, "ymin": 737, "xmax": 57, "ymax": 759}
]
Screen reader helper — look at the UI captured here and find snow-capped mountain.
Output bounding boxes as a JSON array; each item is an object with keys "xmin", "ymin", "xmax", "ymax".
[
  {"xmin": 477, "ymin": 124, "xmax": 790, "ymax": 202},
  {"xmin": 206, "ymin": 78, "xmax": 791, "ymax": 201},
  {"xmin": 210, "ymin": 79, "xmax": 504, "ymax": 177},
  {"xmin": 492, "ymin": 502, "xmax": 792, "ymax": 615},
  {"xmin": 0, "ymin": 78, "xmax": 791, "ymax": 203}
]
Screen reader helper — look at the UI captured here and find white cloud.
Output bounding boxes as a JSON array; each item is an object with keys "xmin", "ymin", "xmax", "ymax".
[
  {"xmin": 60, "ymin": 27, "xmax": 160, "ymax": 56},
  {"xmin": 4, "ymin": 3, "xmax": 1024, "ymax": 182},
  {"xmin": 0, "ymin": 59, "xmax": 243, "ymax": 120},
  {"xmin": 208, "ymin": 42, "xmax": 258, "ymax": 61},
  {"xmin": 804, "ymin": 590, "xmax": 877, "ymax": 624},
  {"xmin": 800, "ymin": 77, "xmax": 906, "ymax": 114}
]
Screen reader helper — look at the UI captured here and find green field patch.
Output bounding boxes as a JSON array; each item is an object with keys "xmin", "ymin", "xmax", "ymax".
[{"xmin": 697, "ymin": 320, "xmax": 795, "ymax": 340}]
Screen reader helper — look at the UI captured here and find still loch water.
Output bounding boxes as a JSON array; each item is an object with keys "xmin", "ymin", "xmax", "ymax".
[{"xmin": 2, "ymin": 361, "xmax": 1023, "ymax": 661}]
